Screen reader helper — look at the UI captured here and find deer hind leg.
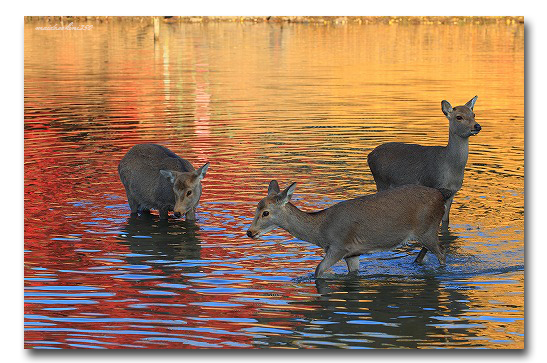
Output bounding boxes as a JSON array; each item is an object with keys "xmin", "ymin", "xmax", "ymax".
[
  {"xmin": 418, "ymin": 230, "xmax": 445, "ymax": 266},
  {"xmin": 315, "ymin": 247, "xmax": 347, "ymax": 278},
  {"xmin": 127, "ymin": 195, "xmax": 139, "ymax": 215},
  {"xmin": 344, "ymin": 255, "xmax": 360, "ymax": 274},
  {"xmin": 414, "ymin": 247, "xmax": 428, "ymax": 264}
]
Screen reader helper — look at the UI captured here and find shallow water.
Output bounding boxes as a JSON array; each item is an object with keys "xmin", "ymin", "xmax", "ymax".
[{"xmin": 24, "ymin": 19, "xmax": 524, "ymax": 349}]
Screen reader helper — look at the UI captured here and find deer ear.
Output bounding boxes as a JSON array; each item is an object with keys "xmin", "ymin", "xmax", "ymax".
[
  {"xmin": 196, "ymin": 163, "xmax": 209, "ymax": 180},
  {"xmin": 279, "ymin": 182, "xmax": 297, "ymax": 204},
  {"xmin": 465, "ymin": 95, "xmax": 478, "ymax": 110},
  {"xmin": 160, "ymin": 170, "xmax": 176, "ymax": 184},
  {"xmin": 441, "ymin": 100, "xmax": 453, "ymax": 117},
  {"xmin": 268, "ymin": 180, "xmax": 280, "ymax": 197}
]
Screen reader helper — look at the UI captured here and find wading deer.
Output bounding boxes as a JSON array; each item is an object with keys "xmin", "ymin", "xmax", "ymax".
[
  {"xmin": 368, "ymin": 96, "xmax": 481, "ymax": 227},
  {"xmin": 247, "ymin": 181, "xmax": 451, "ymax": 278},
  {"xmin": 118, "ymin": 144, "xmax": 209, "ymax": 220}
]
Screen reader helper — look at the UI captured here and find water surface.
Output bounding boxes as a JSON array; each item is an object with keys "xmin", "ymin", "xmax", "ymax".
[{"xmin": 24, "ymin": 19, "xmax": 524, "ymax": 349}]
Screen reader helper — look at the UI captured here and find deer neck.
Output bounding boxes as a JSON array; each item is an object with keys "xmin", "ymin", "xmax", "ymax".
[
  {"xmin": 278, "ymin": 203, "xmax": 326, "ymax": 249},
  {"xmin": 446, "ymin": 131, "xmax": 470, "ymax": 170}
]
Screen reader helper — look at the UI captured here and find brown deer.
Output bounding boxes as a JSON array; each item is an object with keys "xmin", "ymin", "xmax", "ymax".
[
  {"xmin": 247, "ymin": 181, "xmax": 451, "ymax": 278},
  {"xmin": 368, "ymin": 96, "xmax": 481, "ymax": 228},
  {"xmin": 118, "ymin": 144, "xmax": 209, "ymax": 220}
]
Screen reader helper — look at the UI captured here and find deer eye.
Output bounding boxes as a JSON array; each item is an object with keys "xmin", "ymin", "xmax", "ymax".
[
  {"xmin": 186, "ymin": 190, "xmax": 192, "ymax": 197},
  {"xmin": 262, "ymin": 211, "xmax": 269, "ymax": 217},
  {"xmin": 456, "ymin": 115, "xmax": 463, "ymax": 120}
]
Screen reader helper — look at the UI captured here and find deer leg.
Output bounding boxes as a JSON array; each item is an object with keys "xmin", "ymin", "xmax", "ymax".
[
  {"xmin": 441, "ymin": 195, "xmax": 454, "ymax": 228},
  {"xmin": 127, "ymin": 196, "xmax": 139, "ymax": 215},
  {"xmin": 419, "ymin": 231, "xmax": 445, "ymax": 266},
  {"xmin": 344, "ymin": 255, "xmax": 360, "ymax": 274},
  {"xmin": 314, "ymin": 279, "xmax": 333, "ymax": 295},
  {"xmin": 414, "ymin": 247, "xmax": 428, "ymax": 264},
  {"xmin": 159, "ymin": 207, "xmax": 170, "ymax": 220},
  {"xmin": 315, "ymin": 248, "xmax": 346, "ymax": 278}
]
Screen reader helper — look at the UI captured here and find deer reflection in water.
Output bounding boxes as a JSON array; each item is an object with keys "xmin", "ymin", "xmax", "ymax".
[{"xmin": 117, "ymin": 214, "xmax": 203, "ymax": 279}]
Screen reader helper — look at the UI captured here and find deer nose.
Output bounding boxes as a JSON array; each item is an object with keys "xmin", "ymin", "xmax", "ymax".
[
  {"xmin": 474, "ymin": 123, "xmax": 482, "ymax": 131},
  {"xmin": 246, "ymin": 230, "xmax": 253, "ymax": 238}
]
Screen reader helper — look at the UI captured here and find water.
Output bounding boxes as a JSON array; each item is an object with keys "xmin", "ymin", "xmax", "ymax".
[{"xmin": 24, "ymin": 19, "xmax": 524, "ymax": 349}]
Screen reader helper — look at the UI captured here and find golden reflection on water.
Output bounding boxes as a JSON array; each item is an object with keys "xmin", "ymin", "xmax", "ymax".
[{"xmin": 25, "ymin": 19, "xmax": 523, "ymax": 349}]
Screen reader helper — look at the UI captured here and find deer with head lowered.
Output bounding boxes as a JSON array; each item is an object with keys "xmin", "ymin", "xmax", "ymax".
[
  {"xmin": 247, "ymin": 180, "xmax": 452, "ymax": 278},
  {"xmin": 367, "ymin": 96, "xmax": 481, "ymax": 229},
  {"xmin": 118, "ymin": 144, "xmax": 209, "ymax": 220}
]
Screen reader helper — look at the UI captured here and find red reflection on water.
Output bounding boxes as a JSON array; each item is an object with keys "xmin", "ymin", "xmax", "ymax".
[{"xmin": 24, "ymin": 97, "xmax": 311, "ymax": 348}]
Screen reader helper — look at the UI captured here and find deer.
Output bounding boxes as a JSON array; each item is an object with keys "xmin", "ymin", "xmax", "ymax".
[
  {"xmin": 118, "ymin": 144, "xmax": 209, "ymax": 220},
  {"xmin": 367, "ymin": 96, "xmax": 481, "ymax": 229},
  {"xmin": 246, "ymin": 180, "xmax": 451, "ymax": 278}
]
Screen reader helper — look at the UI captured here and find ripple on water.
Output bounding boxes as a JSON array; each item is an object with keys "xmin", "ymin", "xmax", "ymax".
[{"xmin": 24, "ymin": 20, "xmax": 523, "ymax": 349}]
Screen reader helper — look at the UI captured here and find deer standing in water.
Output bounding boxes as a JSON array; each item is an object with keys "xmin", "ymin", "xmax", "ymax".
[
  {"xmin": 368, "ymin": 96, "xmax": 481, "ymax": 228},
  {"xmin": 118, "ymin": 144, "xmax": 209, "ymax": 220},
  {"xmin": 247, "ymin": 181, "xmax": 451, "ymax": 278}
]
